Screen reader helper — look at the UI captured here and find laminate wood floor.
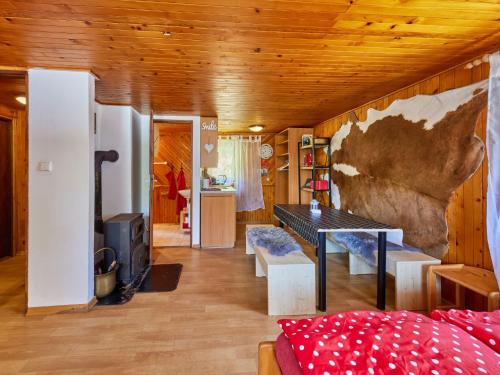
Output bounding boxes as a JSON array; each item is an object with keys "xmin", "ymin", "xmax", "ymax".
[
  {"xmin": 153, "ymin": 223, "xmax": 191, "ymax": 247},
  {"xmin": 0, "ymin": 226, "xmax": 394, "ymax": 374}
]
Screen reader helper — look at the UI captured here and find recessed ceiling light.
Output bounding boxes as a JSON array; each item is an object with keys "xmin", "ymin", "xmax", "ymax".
[
  {"xmin": 249, "ymin": 124, "xmax": 265, "ymax": 132},
  {"xmin": 163, "ymin": 31, "xmax": 172, "ymax": 37},
  {"xmin": 15, "ymin": 96, "xmax": 26, "ymax": 105}
]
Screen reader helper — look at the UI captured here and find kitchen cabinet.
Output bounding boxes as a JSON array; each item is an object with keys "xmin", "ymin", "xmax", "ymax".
[{"xmin": 201, "ymin": 190, "xmax": 236, "ymax": 248}]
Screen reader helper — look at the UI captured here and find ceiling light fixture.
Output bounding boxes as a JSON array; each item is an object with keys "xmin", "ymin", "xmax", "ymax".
[
  {"xmin": 249, "ymin": 124, "xmax": 265, "ymax": 132},
  {"xmin": 163, "ymin": 31, "xmax": 172, "ymax": 37},
  {"xmin": 15, "ymin": 96, "xmax": 26, "ymax": 105}
]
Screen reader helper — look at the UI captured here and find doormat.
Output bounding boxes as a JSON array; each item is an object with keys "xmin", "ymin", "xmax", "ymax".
[{"xmin": 138, "ymin": 263, "xmax": 183, "ymax": 293}]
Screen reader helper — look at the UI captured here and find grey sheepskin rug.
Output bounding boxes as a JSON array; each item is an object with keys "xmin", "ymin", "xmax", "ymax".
[{"xmin": 247, "ymin": 227, "xmax": 302, "ymax": 256}]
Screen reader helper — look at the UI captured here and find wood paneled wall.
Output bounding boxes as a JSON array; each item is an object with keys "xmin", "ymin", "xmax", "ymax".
[
  {"xmin": 219, "ymin": 133, "xmax": 276, "ymax": 224},
  {"xmin": 12, "ymin": 110, "xmax": 27, "ymax": 256},
  {"xmin": 0, "ymin": 116, "xmax": 13, "ymax": 258},
  {"xmin": 315, "ymin": 57, "xmax": 492, "ymax": 308},
  {"xmin": 152, "ymin": 186, "xmax": 178, "ymax": 224}
]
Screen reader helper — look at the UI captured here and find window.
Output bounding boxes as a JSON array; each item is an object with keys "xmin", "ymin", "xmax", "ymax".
[{"xmin": 207, "ymin": 138, "xmax": 235, "ymax": 185}]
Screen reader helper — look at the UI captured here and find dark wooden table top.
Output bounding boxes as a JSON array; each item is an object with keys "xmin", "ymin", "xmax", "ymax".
[{"xmin": 274, "ymin": 204, "xmax": 398, "ymax": 245}]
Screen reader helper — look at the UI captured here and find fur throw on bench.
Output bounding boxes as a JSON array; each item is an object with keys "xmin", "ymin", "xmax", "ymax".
[
  {"xmin": 331, "ymin": 232, "xmax": 422, "ymax": 267},
  {"xmin": 247, "ymin": 227, "xmax": 302, "ymax": 256}
]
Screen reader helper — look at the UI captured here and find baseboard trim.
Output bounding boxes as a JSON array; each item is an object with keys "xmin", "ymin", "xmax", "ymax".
[
  {"xmin": 88, "ymin": 296, "xmax": 97, "ymax": 310},
  {"xmin": 26, "ymin": 296, "xmax": 97, "ymax": 316}
]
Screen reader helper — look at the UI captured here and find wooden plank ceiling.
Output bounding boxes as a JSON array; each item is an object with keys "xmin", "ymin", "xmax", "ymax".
[{"xmin": 0, "ymin": 1, "xmax": 499, "ymax": 132}]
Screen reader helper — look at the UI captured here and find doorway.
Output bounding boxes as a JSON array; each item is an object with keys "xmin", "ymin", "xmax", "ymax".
[
  {"xmin": 0, "ymin": 117, "xmax": 13, "ymax": 259},
  {"xmin": 0, "ymin": 70, "xmax": 28, "ymax": 314},
  {"xmin": 152, "ymin": 121, "xmax": 192, "ymax": 247}
]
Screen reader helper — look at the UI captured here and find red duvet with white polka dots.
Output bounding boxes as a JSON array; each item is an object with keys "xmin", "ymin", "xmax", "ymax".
[
  {"xmin": 431, "ymin": 309, "xmax": 500, "ymax": 353},
  {"xmin": 278, "ymin": 311, "xmax": 500, "ymax": 375}
]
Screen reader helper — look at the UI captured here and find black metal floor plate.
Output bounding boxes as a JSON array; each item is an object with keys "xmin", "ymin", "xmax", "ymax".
[{"xmin": 96, "ymin": 263, "xmax": 182, "ymax": 305}]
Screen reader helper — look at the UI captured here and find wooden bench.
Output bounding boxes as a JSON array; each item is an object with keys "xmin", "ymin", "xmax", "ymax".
[
  {"xmin": 349, "ymin": 250, "xmax": 441, "ymax": 311},
  {"xmin": 255, "ymin": 245, "xmax": 316, "ymax": 315},
  {"xmin": 247, "ymin": 224, "xmax": 316, "ymax": 316},
  {"xmin": 427, "ymin": 264, "xmax": 500, "ymax": 312}
]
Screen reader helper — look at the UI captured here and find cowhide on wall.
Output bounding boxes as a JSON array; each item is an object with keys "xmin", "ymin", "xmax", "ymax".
[{"xmin": 330, "ymin": 80, "xmax": 488, "ymax": 259}]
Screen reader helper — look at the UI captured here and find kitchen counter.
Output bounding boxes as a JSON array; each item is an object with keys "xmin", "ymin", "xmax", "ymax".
[
  {"xmin": 200, "ymin": 186, "xmax": 236, "ymax": 196},
  {"xmin": 200, "ymin": 188, "xmax": 236, "ymax": 248}
]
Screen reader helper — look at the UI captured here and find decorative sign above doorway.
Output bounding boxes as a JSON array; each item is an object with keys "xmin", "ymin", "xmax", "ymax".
[{"xmin": 200, "ymin": 117, "xmax": 218, "ymax": 168}]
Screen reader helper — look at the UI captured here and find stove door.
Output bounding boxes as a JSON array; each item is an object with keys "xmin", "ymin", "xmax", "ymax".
[{"xmin": 131, "ymin": 243, "xmax": 147, "ymax": 281}]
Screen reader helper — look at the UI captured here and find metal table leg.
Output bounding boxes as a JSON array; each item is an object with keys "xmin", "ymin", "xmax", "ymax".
[
  {"xmin": 317, "ymin": 232, "xmax": 327, "ymax": 311},
  {"xmin": 377, "ymin": 232, "xmax": 387, "ymax": 310}
]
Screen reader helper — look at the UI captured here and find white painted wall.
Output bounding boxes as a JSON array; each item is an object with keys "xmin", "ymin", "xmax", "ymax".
[
  {"xmin": 139, "ymin": 115, "xmax": 151, "ymax": 226},
  {"xmin": 95, "ymin": 104, "xmax": 133, "ymax": 219},
  {"xmin": 132, "ymin": 109, "xmax": 151, "ymax": 241},
  {"xmin": 28, "ymin": 69, "xmax": 95, "ymax": 307},
  {"xmin": 132, "ymin": 109, "xmax": 142, "ymax": 213},
  {"xmin": 96, "ymin": 104, "xmax": 150, "ymax": 238},
  {"xmin": 153, "ymin": 115, "xmax": 201, "ymax": 246}
]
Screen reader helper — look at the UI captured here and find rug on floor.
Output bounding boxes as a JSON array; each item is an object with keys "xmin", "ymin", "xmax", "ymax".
[{"xmin": 138, "ymin": 263, "xmax": 183, "ymax": 293}]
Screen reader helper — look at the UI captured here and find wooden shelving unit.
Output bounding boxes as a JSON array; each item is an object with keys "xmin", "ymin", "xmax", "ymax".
[
  {"xmin": 297, "ymin": 136, "xmax": 332, "ymax": 206},
  {"xmin": 274, "ymin": 127, "xmax": 313, "ymax": 204},
  {"xmin": 300, "ymin": 166, "xmax": 329, "ymax": 170},
  {"xmin": 277, "ymin": 161, "xmax": 289, "ymax": 172},
  {"xmin": 301, "ymin": 187, "xmax": 329, "ymax": 193}
]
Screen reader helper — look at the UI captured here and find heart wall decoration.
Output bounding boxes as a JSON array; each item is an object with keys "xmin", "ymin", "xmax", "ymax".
[
  {"xmin": 204, "ymin": 143, "xmax": 214, "ymax": 153},
  {"xmin": 200, "ymin": 116, "xmax": 218, "ymax": 168}
]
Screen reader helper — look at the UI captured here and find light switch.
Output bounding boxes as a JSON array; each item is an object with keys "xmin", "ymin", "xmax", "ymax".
[{"xmin": 38, "ymin": 161, "xmax": 53, "ymax": 172}]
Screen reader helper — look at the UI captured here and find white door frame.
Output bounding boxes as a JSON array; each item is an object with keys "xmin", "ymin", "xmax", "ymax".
[{"xmin": 152, "ymin": 115, "xmax": 201, "ymax": 247}]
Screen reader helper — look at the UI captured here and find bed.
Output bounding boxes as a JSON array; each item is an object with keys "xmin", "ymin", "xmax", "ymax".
[{"xmin": 258, "ymin": 310, "xmax": 500, "ymax": 375}]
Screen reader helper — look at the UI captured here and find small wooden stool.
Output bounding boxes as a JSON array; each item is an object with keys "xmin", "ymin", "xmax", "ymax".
[{"xmin": 427, "ymin": 264, "xmax": 500, "ymax": 312}]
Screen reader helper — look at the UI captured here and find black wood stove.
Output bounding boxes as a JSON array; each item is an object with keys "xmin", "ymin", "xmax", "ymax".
[{"xmin": 104, "ymin": 213, "xmax": 148, "ymax": 285}]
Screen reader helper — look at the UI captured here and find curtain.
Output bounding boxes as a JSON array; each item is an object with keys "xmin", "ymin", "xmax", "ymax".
[
  {"xmin": 487, "ymin": 52, "xmax": 500, "ymax": 287},
  {"xmin": 233, "ymin": 136, "xmax": 265, "ymax": 212}
]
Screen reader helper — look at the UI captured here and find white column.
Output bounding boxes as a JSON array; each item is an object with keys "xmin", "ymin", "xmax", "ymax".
[{"xmin": 27, "ymin": 69, "xmax": 95, "ymax": 308}]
